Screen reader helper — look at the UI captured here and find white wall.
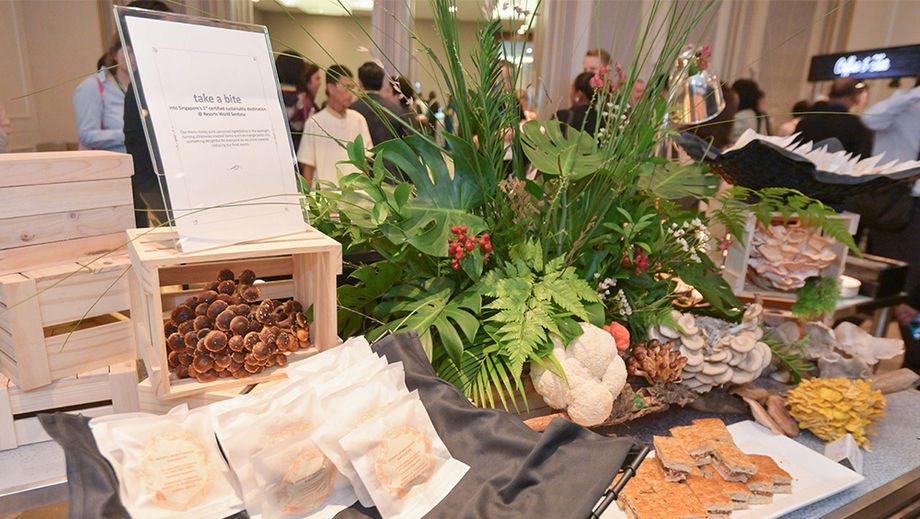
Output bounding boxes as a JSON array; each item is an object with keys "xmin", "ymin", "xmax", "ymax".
[{"xmin": 0, "ymin": 0, "xmax": 104, "ymax": 150}]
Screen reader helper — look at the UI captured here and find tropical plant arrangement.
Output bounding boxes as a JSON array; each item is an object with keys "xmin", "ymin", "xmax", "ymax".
[{"xmin": 304, "ymin": 0, "xmax": 856, "ymax": 409}]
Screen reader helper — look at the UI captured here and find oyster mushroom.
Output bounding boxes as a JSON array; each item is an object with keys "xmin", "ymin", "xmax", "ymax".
[
  {"xmin": 681, "ymin": 333, "xmax": 705, "ymax": 351},
  {"xmin": 676, "ymin": 312, "xmax": 699, "ymax": 336},
  {"xmin": 729, "ymin": 334, "xmax": 756, "ymax": 353}
]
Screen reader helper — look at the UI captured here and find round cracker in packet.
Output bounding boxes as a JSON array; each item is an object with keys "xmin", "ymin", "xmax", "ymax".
[
  {"xmin": 252, "ymin": 433, "xmax": 358, "ymax": 518},
  {"xmin": 99, "ymin": 406, "xmax": 243, "ymax": 519},
  {"xmin": 339, "ymin": 391, "xmax": 469, "ymax": 519}
]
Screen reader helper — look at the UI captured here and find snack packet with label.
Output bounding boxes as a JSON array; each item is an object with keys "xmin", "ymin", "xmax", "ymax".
[
  {"xmin": 339, "ymin": 392, "xmax": 469, "ymax": 519},
  {"xmin": 90, "ymin": 405, "xmax": 244, "ymax": 519},
  {"xmin": 214, "ymin": 383, "xmax": 322, "ymax": 515},
  {"xmin": 252, "ymin": 433, "xmax": 358, "ymax": 518},
  {"xmin": 311, "ymin": 368, "xmax": 410, "ymax": 507}
]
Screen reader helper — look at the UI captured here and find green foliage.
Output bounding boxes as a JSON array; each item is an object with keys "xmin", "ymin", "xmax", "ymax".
[
  {"xmin": 791, "ymin": 276, "xmax": 841, "ymax": 322},
  {"xmin": 711, "ymin": 187, "xmax": 859, "ymax": 254},
  {"xmin": 520, "ymin": 120, "xmax": 606, "ymax": 180},
  {"xmin": 636, "ymin": 160, "xmax": 720, "ymax": 200},
  {"xmin": 762, "ymin": 331, "xmax": 813, "ymax": 383},
  {"xmin": 479, "ymin": 240, "xmax": 600, "ymax": 379}
]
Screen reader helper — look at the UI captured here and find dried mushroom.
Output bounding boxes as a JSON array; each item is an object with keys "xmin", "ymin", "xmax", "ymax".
[
  {"xmin": 625, "ymin": 339, "xmax": 687, "ymax": 385},
  {"xmin": 747, "ymin": 222, "xmax": 838, "ymax": 291},
  {"xmin": 161, "ymin": 269, "xmax": 312, "ymax": 382},
  {"xmin": 648, "ymin": 305, "xmax": 772, "ymax": 394}
]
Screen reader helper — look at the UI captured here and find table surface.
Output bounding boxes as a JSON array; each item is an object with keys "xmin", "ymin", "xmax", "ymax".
[
  {"xmin": 2, "ymin": 390, "xmax": 919, "ymax": 518},
  {"xmin": 597, "ymin": 388, "xmax": 920, "ymax": 518}
]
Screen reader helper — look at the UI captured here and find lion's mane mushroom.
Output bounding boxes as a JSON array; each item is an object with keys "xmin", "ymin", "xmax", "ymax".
[
  {"xmin": 649, "ymin": 305, "xmax": 772, "ymax": 394},
  {"xmin": 529, "ymin": 323, "xmax": 628, "ymax": 427}
]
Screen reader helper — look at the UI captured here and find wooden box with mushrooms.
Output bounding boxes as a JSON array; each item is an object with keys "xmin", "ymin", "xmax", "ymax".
[
  {"xmin": 721, "ymin": 212, "xmax": 858, "ymax": 297},
  {"xmin": 126, "ymin": 227, "xmax": 341, "ymax": 400}
]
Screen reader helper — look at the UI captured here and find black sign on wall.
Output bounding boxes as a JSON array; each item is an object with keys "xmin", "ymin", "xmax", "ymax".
[{"xmin": 808, "ymin": 44, "xmax": 920, "ymax": 82}]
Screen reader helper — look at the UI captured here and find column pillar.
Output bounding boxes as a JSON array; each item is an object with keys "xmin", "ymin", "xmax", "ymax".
[{"xmin": 371, "ymin": 0, "xmax": 415, "ymax": 79}]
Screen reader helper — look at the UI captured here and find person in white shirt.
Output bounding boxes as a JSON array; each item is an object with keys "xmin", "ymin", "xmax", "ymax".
[{"xmin": 296, "ymin": 64, "xmax": 372, "ymax": 189}]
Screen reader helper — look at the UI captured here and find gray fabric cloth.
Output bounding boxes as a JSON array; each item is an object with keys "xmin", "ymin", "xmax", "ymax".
[{"xmin": 40, "ymin": 332, "xmax": 634, "ymax": 519}]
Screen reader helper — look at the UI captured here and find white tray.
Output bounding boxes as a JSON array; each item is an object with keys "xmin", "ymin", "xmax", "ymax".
[{"xmin": 600, "ymin": 420, "xmax": 864, "ymax": 519}]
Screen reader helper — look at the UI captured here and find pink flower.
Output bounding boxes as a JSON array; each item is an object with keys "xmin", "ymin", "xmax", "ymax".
[{"xmin": 589, "ymin": 75, "xmax": 605, "ymax": 88}]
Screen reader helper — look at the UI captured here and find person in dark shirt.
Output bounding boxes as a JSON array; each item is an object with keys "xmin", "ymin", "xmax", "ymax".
[
  {"xmin": 555, "ymin": 72, "xmax": 600, "ymax": 136},
  {"xmin": 794, "ymin": 78, "xmax": 873, "ymax": 158},
  {"xmin": 349, "ymin": 62, "xmax": 408, "ymax": 146},
  {"xmin": 123, "ymin": 0, "xmax": 172, "ymax": 228}
]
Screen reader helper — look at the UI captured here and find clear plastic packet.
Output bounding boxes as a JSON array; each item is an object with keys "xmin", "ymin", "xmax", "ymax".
[
  {"xmin": 91, "ymin": 405, "xmax": 244, "ymax": 519},
  {"xmin": 214, "ymin": 383, "xmax": 322, "ymax": 515},
  {"xmin": 251, "ymin": 433, "xmax": 358, "ymax": 518},
  {"xmin": 339, "ymin": 393, "xmax": 469, "ymax": 519},
  {"xmin": 311, "ymin": 369, "xmax": 410, "ymax": 507}
]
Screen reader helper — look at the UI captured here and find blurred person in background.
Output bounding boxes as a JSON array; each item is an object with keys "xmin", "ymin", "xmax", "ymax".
[
  {"xmin": 630, "ymin": 79, "xmax": 646, "ymax": 106},
  {"xmin": 73, "ymin": 37, "xmax": 129, "ymax": 152},
  {"xmin": 775, "ymin": 100, "xmax": 810, "ymax": 137},
  {"xmin": 731, "ymin": 78, "xmax": 770, "ymax": 140},
  {"xmin": 687, "ymin": 85, "xmax": 739, "ymax": 152},
  {"xmin": 555, "ymin": 72, "xmax": 600, "ymax": 136},
  {"xmin": 276, "ymin": 50, "xmax": 318, "ymax": 149},
  {"xmin": 583, "ymin": 48, "xmax": 611, "ymax": 74},
  {"xmin": 794, "ymin": 78, "xmax": 872, "ymax": 158},
  {"xmin": 351, "ymin": 61, "xmax": 408, "ymax": 145},
  {"xmin": 297, "ymin": 64, "xmax": 371, "ymax": 188}
]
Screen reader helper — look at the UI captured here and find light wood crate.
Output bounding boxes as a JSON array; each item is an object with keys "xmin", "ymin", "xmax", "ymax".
[
  {"xmin": 722, "ymin": 211, "xmax": 860, "ymax": 301},
  {"xmin": 0, "ymin": 255, "xmax": 136, "ymax": 391},
  {"xmin": 0, "ymin": 361, "xmax": 138, "ymax": 451},
  {"xmin": 126, "ymin": 227, "xmax": 342, "ymax": 401},
  {"xmin": 0, "ymin": 151, "xmax": 135, "ymax": 276},
  {"xmin": 137, "ymin": 376, "xmax": 248, "ymax": 414}
]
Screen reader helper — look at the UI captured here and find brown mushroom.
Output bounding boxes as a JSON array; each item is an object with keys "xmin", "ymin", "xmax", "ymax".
[
  {"xmin": 232, "ymin": 369, "xmax": 249, "ymax": 379},
  {"xmin": 248, "ymin": 314, "xmax": 263, "ymax": 333},
  {"xmin": 229, "ymin": 294, "xmax": 244, "ymax": 305},
  {"xmin": 252, "ymin": 341, "xmax": 271, "ymax": 360},
  {"xmin": 230, "ymin": 351, "xmax": 246, "ymax": 364},
  {"xmin": 182, "ymin": 296, "xmax": 199, "ymax": 309},
  {"xmin": 239, "ymin": 269, "xmax": 256, "ymax": 285},
  {"xmin": 217, "ymin": 269, "xmax": 235, "ymax": 282},
  {"xmin": 256, "ymin": 299, "xmax": 275, "ymax": 324},
  {"xmin": 243, "ymin": 331, "xmax": 261, "ymax": 350},
  {"xmin": 175, "ymin": 364, "xmax": 190, "ymax": 379},
  {"xmin": 196, "ymin": 328, "xmax": 211, "ymax": 341},
  {"xmin": 273, "ymin": 353, "xmax": 288, "ymax": 367},
  {"xmin": 214, "ymin": 353, "xmax": 232, "ymax": 369},
  {"xmin": 183, "ymin": 331, "xmax": 198, "ymax": 349},
  {"xmin": 199, "ymin": 290, "xmax": 218, "ymax": 305},
  {"xmin": 193, "ymin": 355, "xmax": 214, "ymax": 372},
  {"xmin": 259, "ymin": 326, "xmax": 278, "ymax": 345},
  {"xmin": 232, "ymin": 304, "xmax": 250, "ymax": 316},
  {"xmin": 204, "ymin": 330, "xmax": 228, "ymax": 352},
  {"xmin": 167, "ymin": 351, "xmax": 181, "ymax": 368},
  {"xmin": 243, "ymin": 362, "xmax": 262, "ymax": 374},
  {"xmin": 215, "ymin": 309, "xmax": 236, "ymax": 331},
  {"xmin": 294, "ymin": 326, "xmax": 310, "ymax": 343},
  {"xmin": 217, "ymin": 280, "xmax": 236, "ymax": 296},
  {"xmin": 195, "ymin": 302, "xmax": 209, "ymax": 317},
  {"xmin": 177, "ymin": 320, "xmax": 195, "ymax": 336},
  {"xmin": 204, "ymin": 281, "xmax": 220, "ymax": 292},
  {"xmin": 167, "ymin": 333, "xmax": 185, "ymax": 351},
  {"xmin": 164, "ymin": 321, "xmax": 178, "ymax": 337},
  {"xmin": 228, "ymin": 335, "xmax": 245, "ymax": 352},
  {"xmin": 195, "ymin": 369, "xmax": 218, "ymax": 383},
  {"xmin": 218, "ymin": 369, "xmax": 233, "ymax": 378},
  {"xmin": 216, "ymin": 294, "xmax": 232, "ymax": 304},
  {"xmin": 207, "ymin": 300, "xmax": 229, "ymax": 321},
  {"xmin": 177, "ymin": 351, "xmax": 193, "ymax": 366},
  {"xmin": 170, "ymin": 305, "xmax": 194, "ymax": 324},
  {"xmin": 229, "ymin": 315, "xmax": 250, "ymax": 336},
  {"xmin": 239, "ymin": 284, "xmax": 261, "ymax": 303},
  {"xmin": 294, "ymin": 312, "xmax": 307, "ymax": 328},
  {"xmin": 228, "ymin": 359, "xmax": 244, "ymax": 372},
  {"xmin": 193, "ymin": 315, "xmax": 211, "ymax": 332},
  {"xmin": 276, "ymin": 332, "xmax": 293, "ymax": 352}
]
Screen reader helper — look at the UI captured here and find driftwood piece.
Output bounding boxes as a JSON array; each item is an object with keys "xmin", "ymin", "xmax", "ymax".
[{"xmin": 871, "ymin": 368, "xmax": 920, "ymax": 394}]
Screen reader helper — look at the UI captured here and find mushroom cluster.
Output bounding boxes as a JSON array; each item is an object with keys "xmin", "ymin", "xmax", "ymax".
[
  {"xmin": 747, "ymin": 222, "xmax": 837, "ymax": 291},
  {"xmin": 625, "ymin": 339, "xmax": 687, "ymax": 384},
  {"xmin": 163, "ymin": 269, "xmax": 310, "ymax": 383},
  {"xmin": 648, "ymin": 305, "xmax": 772, "ymax": 393},
  {"xmin": 787, "ymin": 377, "xmax": 886, "ymax": 448}
]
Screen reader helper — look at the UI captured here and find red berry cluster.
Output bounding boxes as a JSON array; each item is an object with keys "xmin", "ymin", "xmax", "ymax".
[
  {"xmin": 621, "ymin": 246, "xmax": 650, "ymax": 274},
  {"xmin": 447, "ymin": 225, "xmax": 492, "ymax": 271}
]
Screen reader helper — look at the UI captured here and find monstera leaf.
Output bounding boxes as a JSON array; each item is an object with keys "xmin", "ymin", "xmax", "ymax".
[
  {"xmin": 373, "ymin": 135, "xmax": 487, "ymax": 256},
  {"xmin": 520, "ymin": 120, "xmax": 606, "ymax": 179},
  {"xmin": 636, "ymin": 160, "xmax": 719, "ymax": 200}
]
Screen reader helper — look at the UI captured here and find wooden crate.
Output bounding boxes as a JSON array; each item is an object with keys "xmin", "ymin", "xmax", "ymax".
[
  {"xmin": 0, "ymin": 151, "xmax": 134, "ymax": 276},
  {"xmin": 722, "ymin": 212, "xmax": 860, "ymax": 301},
  {"xmin": 0, "ymin": 361, "xmax": 138, "ymax": 451},
  {"xmin": 0, "ymin": 255, "xmax": 136, "ymax": 391},
  {"xmin": 137, "ymin": 376, "xmax": 248, "ymax": 414},
  {"xmin": 126, "ymin": 226, "xmax": 342, "ymax": 400}
]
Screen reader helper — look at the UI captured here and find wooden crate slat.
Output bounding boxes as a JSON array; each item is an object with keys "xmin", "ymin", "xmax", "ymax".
[
  {"xmin": 137, "ymin": 376, "xmax": 248, "ymax": 413},
  {"xmin": 161, "ymin": 279, "xmax": 293, "ymax": 310},
  {"xmin": 157, "ymin": 256, "xmax": 293, "ymax": 286},
  {"xmin": 45, "ymin": 320, "xmax": 136, "ymax": 380},
  {"xmin": 7, "ymin": 405, "xmax": 114, "ymax": 450},
  {"xmin": 7, "ymin": 370, "xmax": 116, "ymax": 414},
  {"xmin": 0, "ymin": 325, "xmax": 16, "ymax": 360},
  {"xmin": 0, "ymin": 178, "xmax": 133, "ymax": 220},
  {"xmin": 0, "ymin": 374, "xmax": 16, "ymax": 450},
  {"xmin": 0, "ymin": 232, "xmax": 128, "ymax": 277},
  {"xmin": 0, "ymin": 300, "xmax": 9, "ymax": 337},
  {"xmin": 0, "ymin": 151, "xmax": 133, "ymax": 188},
  {"xmin": 0, "ymin": 349, "xmax": 17, "ymax": 383},
  {"xmin": 30, "ymin": 264, "xmax": 131, "ymax": 327},
  {"xmin": 2, "ymin": 276, "xmax": 51, "ymax": 390},
  {"xmin": 108, "ymin": 361, "xmax": 140, "ymax": 413},
  {"xmin": 0, "ymin": 205, "xmax": 135, "ymax": 251},
  {"xmin": 127, "ymin": 228, "xmax": 339, "ymax": 265}
]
